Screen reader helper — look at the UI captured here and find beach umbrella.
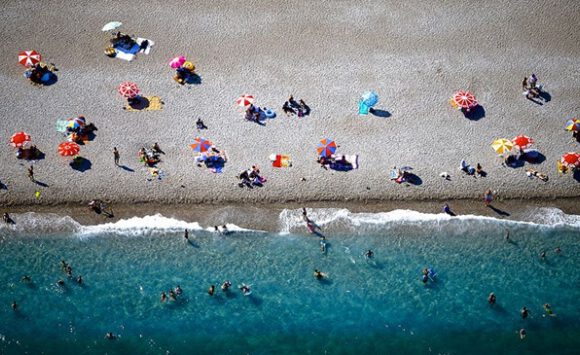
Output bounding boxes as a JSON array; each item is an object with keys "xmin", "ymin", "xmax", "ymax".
[
  {"xmin": 102, "ymin": 21, "xmax": 122, "ymax": 32},
  {"xmin": 67, "ymin": 116, "xmax": 86, "ymax": 131},
  {"xmin": 491, "ymin": 138, "xmax": 513, "ymax": 155},
  {"xmin": 453, "ymin": 91, "xmax": 478, "ymax": 109},
  {"xmin": 317, "ymin": 138, "xmax": 337, "ymax": 157},
  {"xmin": 565, "ymin": 118, "xmax": 580, "ymax": 132},
  {"xmin": 10, "ymin": 131, "xmax": 31, "ymax": 148},
  {"xmin": 190, "ymin": 137, "xmax": 212, "ymax": 153},
  {"xmin": 58, "ymin": 141, "xmax": 80, "ymax": 157},
  {"xmin": 18, "ymin": 50, "xmax": 41, "ymax": 67},
  {"xmin": 236, "ymin": 94, "xmax": 255, "ymax": 108},
  {"xmin": 183, "ymin": 61, "xmax": 195, "ymax": 71},
  {"xmin": 169, "ymin": 56, "xmax": 186, "ymax": 69},
  {"xmin": 117, "ymin": 82, "xmax": 140, "ymax": 98},
  {"xmin": 361, "ymin": 91, "xmax": 379, "ymax": 107},
  {"xmin": 561, "ymin": 152, "xmax": 580, "ymax": 168},
  {"xmin": 512, "ymin": 135, "xmax": 534, "ymax": 150}
]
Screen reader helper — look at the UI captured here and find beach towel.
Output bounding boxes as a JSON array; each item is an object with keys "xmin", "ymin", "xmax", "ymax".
[
  {"xmin": 270, "ymin": 154, "xmax": 291, "ymax": 168},
  {"xmin": 114, "ymin": 49, "xmax": 135, "ymax": 61},
  {"xmin": 358, "ymin": 101, "xmax": 369, "ymax": 115},
  {"xmin": 124, "ymin": 96, "xmax": 164, "ymax": 111},
  {"xmin": 330, "ymin": 154, "xmax": 358, "ymax": 171},
  {"xmin": 56, "ymin": 120, "xmax": 68, "ymax": 132}
]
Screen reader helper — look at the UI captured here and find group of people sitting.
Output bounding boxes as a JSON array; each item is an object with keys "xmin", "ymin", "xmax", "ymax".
[
  {"xmin": 282, "ymin": 95, "xmax": 310, "ymax": 117},
  {"xmin": 139, "ymin": 143, "xmax": 163, "ymax": 167},
  {"xmin": 23, "ymin": 62, "xmax": 57, "ymax": 85},
  {"xmin": 459, "ymin": 160, "xmax": 485, "ymax": 177},
  {"xmin": 244, "ymin": 104, "xmax": 276, "ymax": 124},
  {"xmin": 195, "ymin": 148, "xmax": 227, "ymax": 173},
  {"xmin": 317, "ymin": 154, "xmax": 357, "ymax": 171},
  {"xmin": 173, "ymin": 61, "xmax": 196, "ymax": 85},
  {"xmin": 390, "ymin": 166, "xmax": 411, "ymax": 183},
  {"xmin": 66, "ymin": 116, "xmax": 97, "ymax": 143},
  {"xmin": 522, "ymin": 74, "xmax": 543, "ymax": 101},
  {"xmin": 238, "ymin": 165, "xmax": 266, "ymax": 188}
]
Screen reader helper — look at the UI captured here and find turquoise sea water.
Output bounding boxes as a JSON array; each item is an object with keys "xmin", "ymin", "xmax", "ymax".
[{"xmin": 0, "ymin": 209, "xmax": 579, "ymax": 354}]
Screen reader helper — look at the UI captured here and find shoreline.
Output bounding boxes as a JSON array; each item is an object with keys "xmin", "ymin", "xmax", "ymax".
[{"xmin": 3, "ymin": 197, "xmax": 580, "ymax": 232}]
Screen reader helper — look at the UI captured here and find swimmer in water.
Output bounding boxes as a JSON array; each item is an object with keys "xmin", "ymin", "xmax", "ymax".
[
  {"xmin": 314, "ymin": 269, "xmax": 326, "ymax": 279},
  {"xmin": 505, "ymin": 229, "xmax": 510, "ymax": 241},
  {"xmin": 222, "ymin": 225, "xmax": 229, "ymax": 234},
  {"xmin": 488, "ymin": 292, "xmax": 496, "ymax": 305},
  {"xmin": 214, "ymin": 225, "xmax": 221, "ymax": 234},
  {"xmin": 11, "ymin": 300, "xmax": 18, "ymax": 311},
  {"xmin": 160, "ymin": 291, "xmax": 167, "ymax": 303},
  {"xmin": 208, "ymin": 285, "xmax": 215, "ymax": 296},
  {"xmin": 364, "ymin": 249, "xmax": 374, "ymax": 258},
  {"xmin": 521, "ymin": 306, "xmax": 529, "ymax": 319},
  {"xmin": 66, "ymin": 265, "xmax": 73, "ymax": 277},
  {"xmin": 57, "ymin": 279, "xmax": 65, "ymax": 286},
  {"xmin": 60, "ymin": 260, "xmax": 68, "ymax": 272},
  {"xmin": 302, "ymin": 208, "xmax": 310, "ymax": 223},
  {"xmin": 169, "ymin": 289, "xmax": 177, "ymax": 301},
  {"xmin": 184, "ymin": 229, "xmax": 189, "ymax": 240},
  {"xmin": 21, "ymin": 275, "xmax": 32, "ymax": 283},
  {"xmin": 422, "ymin": 274, "xmax": 429, "ymax": 283},
  {"xmin": 221, "ymin": 281, "xmax": 232, "ymax": 291},
  {"xmin": 540, "ymin": 251, "xmax": 546, "ymax": 259},
  {"xmin": 554, "ymin": 246, "xmax": 561, "ymax": 254},
  {"xmin": 175, "ymin": 285, "xmax": 182, "ymax": 296},
  {"xmin": 76, "ymin": 275, "xmax": 83, "ymax": 285},
  {"xmin": 543, "ymin": 303, "xmax": 555, "ymax": 316},
  {"xmin": 105, "ymin": 332, "xmax": 116, "ymax": 340},
  {"xmin": 519, "ymin": 328, "xmax": 526, "ymax": 340},
  {"xmin": 240, "ymin": 284, "xmax": 251, "ymax": 295}
]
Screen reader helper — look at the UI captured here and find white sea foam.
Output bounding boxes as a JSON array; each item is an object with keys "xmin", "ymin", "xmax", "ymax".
[{"xmin": 278, "ymin": 207, "xmax": 580, "ymax": 234}]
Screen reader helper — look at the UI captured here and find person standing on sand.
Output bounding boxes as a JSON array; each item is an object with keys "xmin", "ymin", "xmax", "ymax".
[
  {"xmin": 522, "ymin": 77, "xmax": 528, "ymax": 91},
  {"xmin": 483, "ymin": 189, "xmax": 493, "ymax": 206},
  {"xmin": 113, "ymin": 147, "xmax": 120, "ymax": 166},
  {"xmin": 27, "ymin": 165, "xmax": 34, "ymax": 182}
]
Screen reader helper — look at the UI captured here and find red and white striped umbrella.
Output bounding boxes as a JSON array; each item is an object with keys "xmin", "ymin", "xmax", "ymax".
[
  {"xmin": 117, "ymin": 82, "xmax": 140, "ymax": 98},
  {"xmin": 18, "ymin": 50, "xmax": 41, "ymax": 67},
  {"xmin": 10, "ymin": 131, "xmax": 31, "ymax": 148},
  {"xmin": 561, "ymin": 152, "xmax": 580, "ymax": 168},
  {"xmin": 58, "ymin": 141, "xmax": 80, "ymax": 157},
  {"xmin": 453, "ymin": 91, "xmax": 478, "ymax": 109},
  {"xmin": 236, "ymin": 94, "xmax": 255, "ymax": 108},
  {"xmin": 512, "ymin": 135, "xmax": 534, "ymax": 150}
]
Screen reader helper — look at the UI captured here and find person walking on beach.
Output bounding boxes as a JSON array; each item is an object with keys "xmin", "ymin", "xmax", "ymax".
[
  {"xmin": 27, "ymin": 165, "xmax": 34, "ymax": 182},
  {"xmin": 483, "ymin": 189, "xmax": 493, "ymax": 206},
  {"xmin": 113, "ymin": 147, "xmax": 120, "ymax": 166},
  {"xmin": 522, "ymin": 77, "xmax": 528, "ymax": 91}
]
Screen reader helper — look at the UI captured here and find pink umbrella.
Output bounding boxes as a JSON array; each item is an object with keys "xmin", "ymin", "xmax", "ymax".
[
  {"xmin": 117, "ymin": 82, "xmax": 140, "ymax": 99},
  {"xmin": 453, "ymin": 91, "xmax": 478, "ymax": 109},
  {"xmin": 236, "ymin": 94, "xmax": 255, "ymax": 108},
  {"xmin": 169, "ymin": 56, "xmax": 186, "ymax": 69}
]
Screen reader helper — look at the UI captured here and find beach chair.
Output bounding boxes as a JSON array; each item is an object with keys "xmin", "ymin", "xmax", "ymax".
[{"xmin": 270, "ymin": 154, "xmax": 291, "ymax": 168}]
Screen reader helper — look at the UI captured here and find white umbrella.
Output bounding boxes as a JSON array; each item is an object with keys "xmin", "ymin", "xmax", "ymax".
[{"xmin": 102, "ymin": 21, "xmax": 122, "ymax": 32}]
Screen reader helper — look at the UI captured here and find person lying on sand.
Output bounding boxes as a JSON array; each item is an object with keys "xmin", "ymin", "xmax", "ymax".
[{"xmin": 526, "ymin": 169, "xmax": 548, "ymax": 182}]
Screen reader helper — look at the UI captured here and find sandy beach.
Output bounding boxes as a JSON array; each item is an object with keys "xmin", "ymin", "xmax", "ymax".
[{"xmin": 1, "ymin": 0, "xmax": 580, "ymax": 208}]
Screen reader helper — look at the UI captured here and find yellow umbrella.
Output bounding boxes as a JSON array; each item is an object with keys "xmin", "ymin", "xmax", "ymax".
[{"xmin": 491, "ymin": 138, "xmax": 513, "ymax": 155}]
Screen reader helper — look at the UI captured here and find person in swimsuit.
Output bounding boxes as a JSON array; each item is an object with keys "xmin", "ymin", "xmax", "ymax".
[
  {"xmin": 364, "ymin": 250, "xmax": 374, "ymax": 258},
  {"xmin": 160, "ymin": 291, "xmax": 167, "ymax": 303},
  {"xmin": 314, "ymin": 269, "xmax": 326, "ymax": 279},
  {"xmin": 221, "ymin": 281, "xmax": 231, "ymax": 291},
  {"xmin": 488, "ymin": 292, "xmax": 496, "ymax": 305},
  {"xmin": 208, "ymin": 285, "xmax": 215, "ymax": 296},
  {"xmin": 521, "ymin": 307, "xmax": 529, "ymax": 319}
]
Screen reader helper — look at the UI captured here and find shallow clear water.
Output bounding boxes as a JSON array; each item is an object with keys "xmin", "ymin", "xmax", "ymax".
[{"xmin": 1, "ymin": 214, "xmax": 579, "ymax": 354}]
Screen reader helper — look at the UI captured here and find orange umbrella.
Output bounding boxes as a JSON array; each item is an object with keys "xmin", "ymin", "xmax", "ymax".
[
  {"xmin": 453, "ymin": 91, "xmax": 478, "ymax": 109},
  {"xmin": 561, "ymin": 152, "xmax": 580, "ymax": 168},
  {"xmin": 10, "ymin": 131, "xmax": 31, "ymax": 148},
  {"xmin": 512, "ymin": 135, "xmax": 534, "ymax": 150},
  {"xmin": 58, "ymin": 142, "xmax": 80, "ymax": 157}
]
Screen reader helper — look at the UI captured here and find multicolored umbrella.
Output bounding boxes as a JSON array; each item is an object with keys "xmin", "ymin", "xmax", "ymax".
[
  {"xmin": 317, "ymin": 138, "xmax": 337, "ymax": 157},
  {"xmin": 565, "ymin": 118, "xmax": 580, "ymax": 132},
  {"xmin": 361, "ymin": 91, "xmax": 379, "ymax": 107},
  {"xmin": 10, "ymin": 131, "xmax": 31, "ymax": 148},
  {"xmin": 491, "ymin": 138, "xmax": 513, "ymax": 155},
  {"xmin": 58, "ymin": 141, "xmax": 80, "ymax": 157},
  {"xmin": 169, "ymin": 56, "xmax": 186, "ymax": 69},
  {"xmin": 561, "ymin": 152, "xmax": 580, "ymax": 168},
  {"xmin": 512, "ymin": 135, "xmax": 534, "ymax": 150},
  {"xmin": 453, "ymin": 91, "xmax": 478, "ymax": 109},
  {"xmin": 117, "ymin": 82, "xmax": 140, "ymax": 98},
  {"xmin": 67, "ymin": 116, "xmax": 86, "ymax": 131},
  {"xmin": 190, "ymin": 137, "xmax": 212, "ymax": 153},
  {"xmin": 236, "ymin": 94, "xmax": 255, "ymax": 108},
  {"xmin": 18, "ymin": 50, "xmax": 41, "ymax": 67}
]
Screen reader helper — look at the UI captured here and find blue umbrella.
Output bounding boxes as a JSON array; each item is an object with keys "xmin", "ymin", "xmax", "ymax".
[{"xmin": 361, "ymin": 91, "xmax": 379, "ymax": 108}]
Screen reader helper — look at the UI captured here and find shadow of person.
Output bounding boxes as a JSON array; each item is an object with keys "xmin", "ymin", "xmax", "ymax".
[
  {"xmin": 488, "ymin": 205, "xmax": 510, "ymax": 216},
  {"xmin": 0, "ymin": 180, "xmax": 8, "ymax": 190},
  {"xmin": 463, "ymin": 105, "xmax": 486, "ymax": 120},
  {"xmin": 119, "ymin": 165, "xmax": 135, "ymax": 172},
  {"xmin": 369, "ymin": 108, "xmax": 391, "ymax": 118},
  {"xmin": 526, "ymin": 96, "xmax": 543, "ymax": 105},
  {"xmin": 34, "ymin": 180, "xmax": 49, "ymax": 187},
  {"xmin": 70, "ymin": 157, "xmax": 92, "ymax": 172}
]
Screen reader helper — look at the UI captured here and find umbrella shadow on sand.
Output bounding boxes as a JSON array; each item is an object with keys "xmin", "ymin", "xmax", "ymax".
[
  {"xmin": 369, "ymin": 108, "xmax": 391, "ymax": 118},
  {"xmin": 126, "ymin": 96, "xmax": 150, "ymax": 110},
  {"xmin": 574, "ymin": 170, "xmax": 580, "ymax": 182},
  {"xmin": 70, "ymin": 157, "xmax": 92, "ymax": 172},
  {"xmin": 463, "ymin": 105, "xmax": 485, "ymax": 121},
  {"xmin": 41, "ymin": 72, "xmax": 58, "ymax": 86},
  {"xmin": 183, "ymin": 73, "xmax": 202, "ymax": 85},
  {"xmin": 404, "ymin": 173, "xmax": 423, "ymax": 186}
]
